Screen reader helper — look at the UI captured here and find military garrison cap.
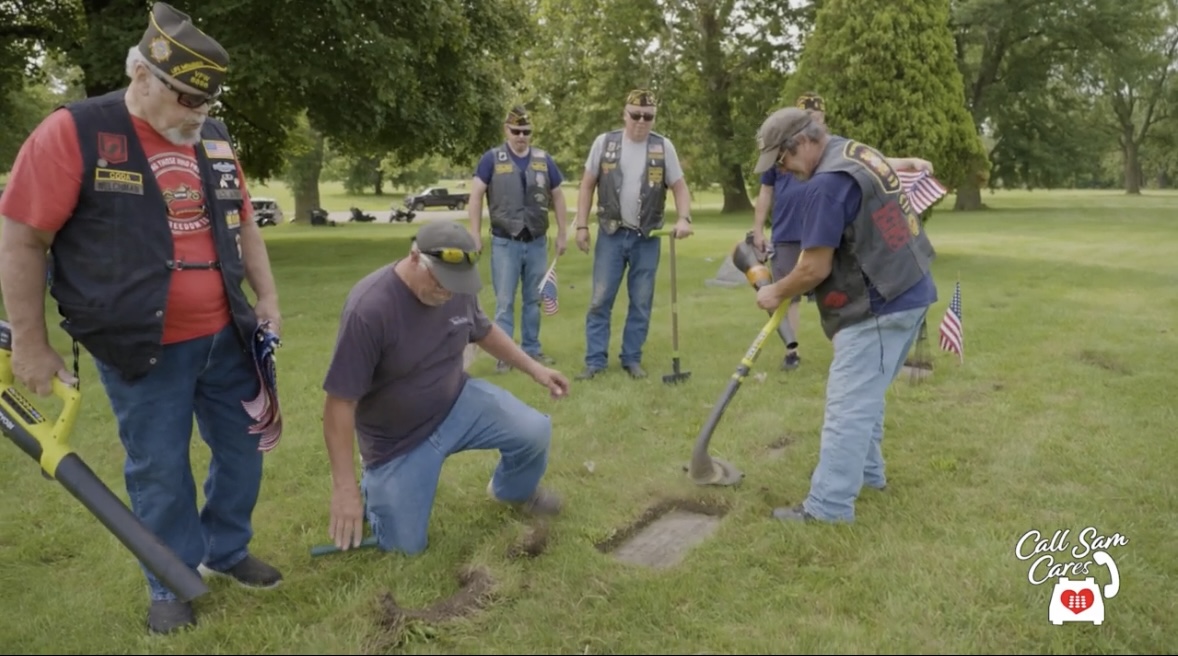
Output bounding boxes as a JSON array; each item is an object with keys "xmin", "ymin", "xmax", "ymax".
[
  {"xmin": 796, "ymin": 92, "xmax": 825, "ymax": 112},
  {"xmin": 505, "ymin": 106, "xmax": 531, "ymax": 127},
  {"xmin": 626, "ymin": 89, "xmax": 657, "ymax": 107},
  {"xmin": 138, "ymin": 2, "xmax": 230, "ymax": 94}
]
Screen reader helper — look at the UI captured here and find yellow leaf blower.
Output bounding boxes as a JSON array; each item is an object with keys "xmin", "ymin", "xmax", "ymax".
[{"xmin": 0, "ymin": 320, "xmax": 209, "ymax": 602}]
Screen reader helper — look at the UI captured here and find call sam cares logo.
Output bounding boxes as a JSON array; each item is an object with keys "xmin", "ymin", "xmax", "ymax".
[{"xmin": 1014, "ymin": 526, "xmax": 1128, "ymax": 626}]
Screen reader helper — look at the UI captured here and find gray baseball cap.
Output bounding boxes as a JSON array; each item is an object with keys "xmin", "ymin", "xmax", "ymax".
[
  {"xmin": 414, "ymin": 220, "xmax": 482, "ymax": 295},
  {"xmin": 753, "ymin": 107, "xmax": 814, "ymax": 174}
]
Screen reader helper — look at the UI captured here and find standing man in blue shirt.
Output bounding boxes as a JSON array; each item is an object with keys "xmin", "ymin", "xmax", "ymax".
[
  {"xmin": 467, "ymin": 106, "xmax": 569, "ymax": 372},
  {"xmin": 750, "ymin": 92, "xmax": 828, "ymax": 371},
  {"xmin": 751, "ymin": 106, "xmax": 939, "ymax": 525}
]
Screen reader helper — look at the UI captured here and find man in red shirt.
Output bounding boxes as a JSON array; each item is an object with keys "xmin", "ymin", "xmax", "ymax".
[{"xmin": 0, "ymin": 2, "xmax": 283, "ymax": 635}]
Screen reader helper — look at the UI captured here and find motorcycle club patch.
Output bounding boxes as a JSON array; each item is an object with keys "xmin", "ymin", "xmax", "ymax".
[
  {"xmin": 98, "ymin": 132, "xmax": 128, "ymax": 165},
  {"xmin": 94, "ymin": 168, "xmax": 144, "ymax": 195},
  {"xmin": 841, "ymin": 140, "xmax": 902, "ymax": 194}
]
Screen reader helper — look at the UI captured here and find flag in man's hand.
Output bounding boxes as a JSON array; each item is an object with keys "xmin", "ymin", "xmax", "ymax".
[
  {"xmin": 897, "ymin": 170, "xmax": 949, "ymax": 215},
  {"xmin": 538, "ymin": 259, "xmax": 559, "ymax": 315},
  {"xmin": 938, "ymin": 280, "xmax": 964, "ymax": 363}
]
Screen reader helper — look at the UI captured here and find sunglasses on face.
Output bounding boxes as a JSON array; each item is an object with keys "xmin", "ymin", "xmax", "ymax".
[
  {"xmin": 424, "ymin": 248, "xmax": 480, "ymax": 265},
  {"xmin": 150, "ymin": 68, "xmax": 221, "ymax": 109},
  {"xmin": 628, "ymin": 111, "xmax": 655, "ymax": 122},
  {"xmin": 509, "ymin": 128, "xmax": 532, "ymax": 136}
]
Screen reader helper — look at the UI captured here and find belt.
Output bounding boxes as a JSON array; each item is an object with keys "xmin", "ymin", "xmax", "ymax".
[{"xmin": 492, "ymin": 228, "xmax": 538, "ymax": 243}]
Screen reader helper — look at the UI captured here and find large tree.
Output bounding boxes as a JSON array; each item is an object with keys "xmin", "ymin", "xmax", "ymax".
[
  {"xmin": 1, "ymin": 0, "xmax": 530, "ymax": 186},
  {"xmin": 784, "ymin": 0, "xmax": 989, "ymax": 202}
]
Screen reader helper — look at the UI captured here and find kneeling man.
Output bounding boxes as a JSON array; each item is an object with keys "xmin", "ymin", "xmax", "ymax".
[{"xmin": 322, "ymin": 220, "xmax": 570, "ymax": 554}]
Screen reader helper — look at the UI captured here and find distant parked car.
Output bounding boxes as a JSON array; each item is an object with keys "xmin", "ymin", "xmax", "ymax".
[{"xmin": 251, "ymin": 197, "xmax": 284, "ymax": 227}]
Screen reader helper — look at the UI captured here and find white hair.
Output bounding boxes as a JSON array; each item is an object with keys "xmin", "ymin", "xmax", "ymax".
[{"xmin": 125, "ymin": 45, "xmax": 170, "ymax": 95}]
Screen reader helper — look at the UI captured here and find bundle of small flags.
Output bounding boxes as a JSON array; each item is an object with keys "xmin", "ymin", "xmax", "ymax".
[
  {"xmin": 538, "ymin": 260, "xmax": 559, "ymax": 316},
  {"xmin": 243, "ymin": 320, "xmax": 283, "ymax": 452},
  {"xmin": 897, "ymin": 170, "xmax": 949, "ymax": 214}
]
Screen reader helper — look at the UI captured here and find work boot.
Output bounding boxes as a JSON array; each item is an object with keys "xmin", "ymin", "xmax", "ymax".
[
  {"xmin": 624, "ymin": 363, "xmax": 647, "ymax": 379},
  {"xmin": 771, "ymin": 503, "xmax": 817, "ymax": 523},
  {"xmin": 199, "ymin": 555, "xmax": 283, "ymax": 589},
  {"xmin": 147, "ymin": 599, "xmax": 196, "ymax": 635},
  {"xmin": 488, "ymin": 481, "xmax": 562, "ymax": 516},
  {"xmin": 575, "ymin": 366, "xmax": 604, "ymax": 380},
  {"xmin": 781, "ymin": 352, "xmax": 801, "ymax": 371}
]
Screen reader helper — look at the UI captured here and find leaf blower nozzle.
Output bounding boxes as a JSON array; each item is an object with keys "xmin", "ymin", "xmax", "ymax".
[{"xmin": 0, "ymin": 320, "xmax": 209, "ymax": 603}]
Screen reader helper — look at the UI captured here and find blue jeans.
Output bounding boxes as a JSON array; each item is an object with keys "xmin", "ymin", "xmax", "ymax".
[
  {"xmin": 94, "ymin": 322, "xmax": 263, "ymax": 601},
  {"xmin": 803, "ymin": 306, "xmax": 929, "ymax": 522},
  {"xmin": 491, "ymin": 234, "xmax": 549, "ymax": 357},
  {"xmin": 360, "ymin": 377, "xmax": 552, "ymax": 555},
  {"xmin": 584, "ymin": 228, "xmax": 661, "ymax": 369}
]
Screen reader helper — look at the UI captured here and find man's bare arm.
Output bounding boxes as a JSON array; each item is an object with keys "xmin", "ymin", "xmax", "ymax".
[
  {"xmin": 670, "ymin": 177, "xmax": 692, "ymax": 221},
  {"xmin": 576, "ymin": 169, "xmax": 596, "ymax": 226},
  {"xmin": 467, "ymin": 176, "xmax": 488, "ymax": 241},
  {"xmin": 237, "ymin": 218, "xmax": 279, "ymax": 304},
  {"xmin": 475, "ymin": 323, "xmax": 546, "ymax": 378},
  {"xmin": 0, "ymin": 216, "xmax": 54, "ymax": 347},
  {"xmin": 751, "ymin": 184, "xmax": 773, "ymax": 237},
  {"xmin": 771, "ymin": 248, "xmax": 834, "ymax": 301},
  {"xmin": 323, "ymin": 393, "xmax": 360, "ymax": 489}
]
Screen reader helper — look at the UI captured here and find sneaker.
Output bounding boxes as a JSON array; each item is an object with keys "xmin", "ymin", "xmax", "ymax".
[
  {"xmin": 781, "ymin": 352, "xmax": 801, "ymax": 371},
  {"xmin": 487, "ymin": 481, "xmax": 563, "ymax": 516},
  {"xmin": 530, "ymin": 352, "xmax": 556, "ymax": 365},
  {"xmin": 199, "ymin": 555, "xmax": 283, "ymax": 589},
  {"xmin": 147, "ymin": 599, "xmax": 196, "ymax": 635},
  {"xmin": 496, "ymin": 360, "xmax": 511, "ymax": 373}
]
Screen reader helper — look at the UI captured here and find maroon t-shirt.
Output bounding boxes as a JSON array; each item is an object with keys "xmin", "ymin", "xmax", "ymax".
[{"xmin": 322, "ymin": 261, "xmax": 493, "ymax": 469}]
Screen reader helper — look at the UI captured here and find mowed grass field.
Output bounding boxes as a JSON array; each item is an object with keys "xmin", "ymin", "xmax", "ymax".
[{"xmin": 1, "ymin": 189, "xmax": 1175, "ymax": 655}]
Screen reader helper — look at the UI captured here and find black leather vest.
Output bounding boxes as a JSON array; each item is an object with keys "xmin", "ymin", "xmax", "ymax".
[{"xmin": 50, "ymin": 89, "xmax": 257, "ymax": 381}]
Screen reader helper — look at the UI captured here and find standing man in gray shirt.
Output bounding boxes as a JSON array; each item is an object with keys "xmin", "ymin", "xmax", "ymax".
[
  {"xmin": 321, "ymin": 221, "xmax": 570, "ymax": 556},
  {"xmin": 573, "ymin": 89, "xmax": 694, "ymax": 380}
]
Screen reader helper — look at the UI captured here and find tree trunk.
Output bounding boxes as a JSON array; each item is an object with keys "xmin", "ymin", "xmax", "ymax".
[
  {"xmin": 291, "ymin": 132, "xmax": 325, "ymax": 223},
  {"xmin": 1123, "ymin": 137, "xmax": 1141, "ymax": 195},
  {"xmin": 697, "ymin": 6, "xmax": 753, "ymax": 215},
  {"xmin": 953, "ymin": 175, "xmax": 985, "ymax": 211},
  {"xmin": 722, "ymin": 162, "xmax": 753, "ymax": 213}
]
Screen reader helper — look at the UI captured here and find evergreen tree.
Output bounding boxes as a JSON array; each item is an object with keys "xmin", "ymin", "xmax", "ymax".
[{"xmin": 781, "ymin": 0, "xmax": 988, "ymax": 199}]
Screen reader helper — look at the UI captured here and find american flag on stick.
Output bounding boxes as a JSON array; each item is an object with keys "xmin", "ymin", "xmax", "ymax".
[
  {"xmin": 538, "ymin": 257, "xmax": 559, "ymax": 316},
  {"xmin": 938, "ymin": 280, "xmax": 964, "ymax": 363},
  {"xmin": 897, "ymin": 170, "xmax": 949, "ymax": 214}
]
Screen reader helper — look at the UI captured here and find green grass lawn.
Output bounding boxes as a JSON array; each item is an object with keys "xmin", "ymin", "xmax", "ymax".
[
  {"xmin": 2, "ymin": 189, "xmax": 1176, "ymax": 654},
  {"xmin": 246, "ymin": 179, "xmax": 734, "ymax": 216}
]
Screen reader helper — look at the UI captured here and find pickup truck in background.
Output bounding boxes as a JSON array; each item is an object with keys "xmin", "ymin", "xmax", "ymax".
[{"xmin": 402, "ymin": 186, "xmax": 471, "ymax": 211}]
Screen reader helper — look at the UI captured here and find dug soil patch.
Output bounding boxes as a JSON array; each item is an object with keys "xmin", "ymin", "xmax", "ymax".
[
  {"xmin": 377, "ymin": 565, "xmax": 495, "ymax": 629},
  {"xmin": 766, "ymin": 434, "xmax": 797, "ymax": 458},
  {"xmin": 595, "ymin": 498, "xmax": 729, "ymax": 570},
  {"xmin": 505, "ymin": 520, "xmax": 550, "ymax": 560}
]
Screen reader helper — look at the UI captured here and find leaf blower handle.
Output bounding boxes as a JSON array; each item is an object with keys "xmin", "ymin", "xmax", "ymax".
[{"xmin": 0, "ymin": 319, "xmax": 210, "ymax": 603}]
